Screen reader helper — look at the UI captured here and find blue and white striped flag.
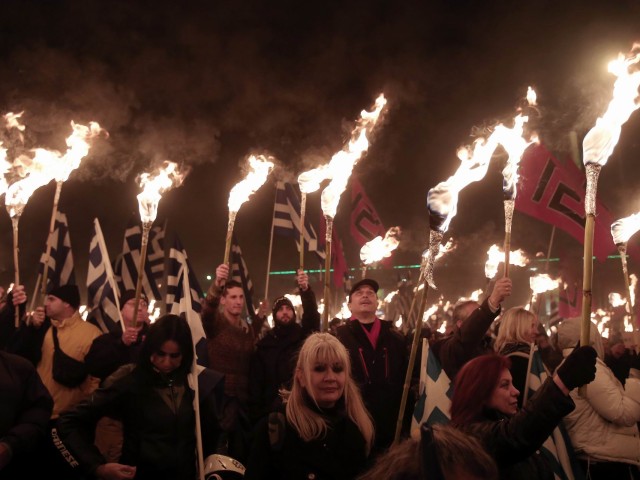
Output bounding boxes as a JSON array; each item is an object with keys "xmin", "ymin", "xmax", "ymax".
[
  {"xmin": 411, "ymin": 339, "xmax": 453, "ymax": 438},
  {"xmin": 86, "ymin": 218, "xmax": 123, "ymax": 334},
  {"xmin": 38, "ymin": 211, "xmax": 76, "ymax": 290},
  {"xmin": 273, "ymin": 181, "xmax": 326, "ymax": 262},
  {"xmin": 165, "ymin": 236, "xmax": 207, "ymax": 367},
  {"xmin": 230, "ymin": 234, "xmax": 255, "ymax": 317},
  {"xmin": 114, "ymin": 216, "xmax": 163, "ymax": 301}
]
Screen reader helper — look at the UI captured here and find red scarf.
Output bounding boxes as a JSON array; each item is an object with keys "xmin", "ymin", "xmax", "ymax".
[{"xmin": 354, "ymin": 317, "xmax": 381, "ymax": 350}]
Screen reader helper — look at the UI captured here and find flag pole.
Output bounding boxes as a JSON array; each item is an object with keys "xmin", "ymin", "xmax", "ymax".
[
  {"xmin": 41, "ymin": 181, "xmax": 63, "ymax": 295},
  {"xmin": 264, "ymin": 184, "xmax": 278, "ymax": 301},
  {"xmin": 94, "ymin": 218, "xmax": 125, "ymax": 332}
]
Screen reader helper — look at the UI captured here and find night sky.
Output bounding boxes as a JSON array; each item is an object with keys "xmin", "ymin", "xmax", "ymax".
[{"xmin": 1, "ymin": 0, "xmax": 639, "ymax": 308}]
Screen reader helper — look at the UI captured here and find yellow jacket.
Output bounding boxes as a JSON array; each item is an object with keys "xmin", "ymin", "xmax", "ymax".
[{"xmin": 37, "ymin": 312, "xmax": 102, "ymax": 418}]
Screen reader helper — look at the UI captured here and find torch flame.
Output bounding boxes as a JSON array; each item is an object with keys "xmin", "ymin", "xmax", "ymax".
[
  {"xmin": 611, "ymin": 212, "xmax": 640, "ymax": 245},
  {"xmin": 5, "ymin": 149, "xmax": 61, "ymax": 218},
  {"xmin": 631, "ymin": 273, "xmax": 637, "ymax": 307},
  {"xmin": 137, "ymin": 161, "xmax": 187, "ymax": 224},
  {"xmin": 427, "ymin": 136, "xmax": 497, "ymax": 233},
  {"xmin": 485, "ymin": 244, "xmax": 529, "ymax": 279},
  {"xmin": 526, "ymin": 86, "xmax": 537, "ymax": 106},
  {"xmin": 360, "ymin": 226, "xmax": 401, "ymax": 265},
  {"xmin": 228, "ymin": 154, "xmax": 275, "ymax": 213},
  {"xmin": 320, "ymin": 94, "xmax": 387, "ymax": 218},
  {"xmin": 583, "ymin": 45, "xmax": 640, "ymax": 168},
  {"xmin": 608, "ymin": 292, "xmax": 626, "ymax": 308},
  {"xmin": 3, "ymin": 111, "xmax": 25, "ymax": 142},
  {"xmin": 298, "ymin": 165, "xmax": 331, "ymax": 194},
  {"xmin": 530, "ymin": 273, "xmax": 561, "ymax": 294},
  {"xmin": 54, "ymin": 121, "xmax": 104, "ymax": 182}
]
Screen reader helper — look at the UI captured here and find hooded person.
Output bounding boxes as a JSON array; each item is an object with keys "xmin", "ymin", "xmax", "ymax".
[
  {"xmin": 248, "ymin": 270, "xmax": 320, "ymax": 423},
  {"xmin": 556, "ymin": 317, "xmax": 640, "ymax": 479}
]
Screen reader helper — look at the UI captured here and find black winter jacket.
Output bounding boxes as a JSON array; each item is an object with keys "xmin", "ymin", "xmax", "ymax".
[
  {"xmin": 336, "ymin": 318, "xmax": 408, "ymax": 451},
  {"xmin": 460, "ymin": 377, "xmax": 575, "ymax": 480},
  {"xmin": 248, "ymin": 287, "xmax": 320, "ymax": 423},
  {"xmin": 57, "ymin": 365, "xmax": 225, "ymax": 480}
]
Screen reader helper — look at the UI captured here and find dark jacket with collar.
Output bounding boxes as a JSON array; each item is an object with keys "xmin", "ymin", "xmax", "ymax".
[
  {"xmin": 431, "ymin": 298, "xmax": 500, "ymax": 381},
  {"xmin": 336, "ymin": 318, "xmax": 408, "ymax": 451},
  {"xmin": 460, "ymin": 377, "xmax": 575, "ymax": 480},
  {"xmin": 57, "ymin": 364, "xmax": 225, "ymax": 480},
  {"xmin": 0, "ymin": 351, "xmax": 53, "ymax": 479},
  {"xmin": 245, "ymin": 400, "xmax": 368, "ymax": 480},
  {"xmin": 248, "ymin": 287, "xmax": 320, "ymax": 423}
]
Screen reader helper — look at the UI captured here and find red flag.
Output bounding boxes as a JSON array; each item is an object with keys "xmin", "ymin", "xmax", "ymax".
[
  {"xmin": 516, "ymin": 144, "xmax": 630, "ymax": 262},
  {"xmin": 350, "ymin": 177, "xmax": 386, "ymax": 246},
  {"xmin": 319, "ymin": 215, "xmax": 348, "ymax": 289}
]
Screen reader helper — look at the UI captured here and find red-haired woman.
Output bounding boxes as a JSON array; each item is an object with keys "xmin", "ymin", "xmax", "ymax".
[{"xmin": 450, "ymin": 347, "xmax": 596, "ymax": 480}]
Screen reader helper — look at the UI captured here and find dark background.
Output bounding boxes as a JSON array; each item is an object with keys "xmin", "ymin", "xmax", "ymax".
[{"xmin": 0, "ymin": 0, "xmax": 639, "ymax": 310}]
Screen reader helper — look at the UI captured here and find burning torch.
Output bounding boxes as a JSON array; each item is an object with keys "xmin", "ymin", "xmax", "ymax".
[
  {"xmin": 223, "ymin": 155, "xmax": 275, "ymax": 268},
  {"xmin": 40, "ymin": 121, "xmax": 103, "ymax": 295},
  {"xmin": 496, "ymin": 87, "xmax": 537, "ymax": 277},
  {"xmin": 133, "ymin": 161, "xmax": 186, "ymax": 327},
  {"xmin": 319, "ymin": 94, "xmax": 387, "ymax": 331},
  {"xmin": 581, "ymin": 46, "xmax": 640, "ymax": 380},
  {"xmin": 611, "ymin": 213, "xmax": 640, "ymax": 344},
  {"xmin": 359, "ymin": 227, "xmax": 401, "ymax": 278}
]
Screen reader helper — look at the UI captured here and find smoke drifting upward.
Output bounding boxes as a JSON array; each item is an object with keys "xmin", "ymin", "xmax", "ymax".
[{"xmin": 0, "ymin": 0, "xmax": 639, "ymax": 294}]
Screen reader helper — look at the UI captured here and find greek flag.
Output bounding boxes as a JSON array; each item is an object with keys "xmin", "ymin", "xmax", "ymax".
[
  {"xmin": 86, "ymin": 218, "xmax": 123, "ymax": 334},
  {"xmin": 114, "ymin": 216, "xmax": 163, "ymax": 301},
  {"xmin": 411, "ymin": 339, "xmax": 453, "ymax": 438},
  {"xmin": 518, "ymin": 349, "xmax": 583, "ymax": 480},
  {"xmin": 230, "ymin": 234, "xmax": 255, "ymax": 316},
  {"xmin": 165, "ymin": 236, "xmax": 207, "ymax": 366},
  {"xmin": 273, "ymin": 181, "xmax": 325, "ymax": 261},
  {"xmin": 38, "ymin": 211, "xmax": 76, "ymax": 289}
]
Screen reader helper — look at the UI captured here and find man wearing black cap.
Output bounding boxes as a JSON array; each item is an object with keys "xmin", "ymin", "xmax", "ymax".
[
  {"xmin": 85, "ymin": 289, "xmax": 150, "ymax": 382},
  {"xmin": 336, "ymin": 278, "xmax": 408, "ymax": 455},
  {"xmin": 14, "ymin": 284, "xmax": 102, "ymax": 478},
  {"xmin": 248, "ymin": 269, "xmax": 320, "ymax": 423}
]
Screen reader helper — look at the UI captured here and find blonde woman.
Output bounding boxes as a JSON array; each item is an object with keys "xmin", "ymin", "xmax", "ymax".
[
  {"xmin": 494, "ymin": 306, "xmax": 540, "ymax": 408},
  {"xmin": 245, "ymin": 332, "xmax": 374, "ymax": 480}
]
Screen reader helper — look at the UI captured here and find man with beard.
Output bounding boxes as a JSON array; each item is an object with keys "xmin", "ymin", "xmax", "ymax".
[
  {"xmin": 336, "ymin": 278, "xmax": 408, "ymax": 455},
  {"xmin": 248, "ymin": 269, "xmax": 320, "ymax": 423}
]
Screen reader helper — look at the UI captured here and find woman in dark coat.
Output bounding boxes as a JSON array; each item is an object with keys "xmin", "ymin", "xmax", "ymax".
[
  {"xmin": 245, "ymin": 332, "xmax": 374, "ymax": 480},
  {"xmin": 57, "ymin": 314, "xmax": 225, "ymax": 480},
  {"xmin": 450, "ymin": 348, "xmax": 596, "ymax": 480}
]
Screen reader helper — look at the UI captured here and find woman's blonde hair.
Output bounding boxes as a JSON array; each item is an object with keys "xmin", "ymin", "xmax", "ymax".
[
  {"xmin": 494, "ymin": 306, "xmax": 537, "ymax": 353},
  {"xmin": 283, "ymin": 332, "xmax": 375, "ymax": 453}
]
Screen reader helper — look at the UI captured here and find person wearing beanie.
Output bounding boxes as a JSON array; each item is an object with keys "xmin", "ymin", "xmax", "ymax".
[
  {"xmin": 248, "ymin": 269, "xmax": 320, "ymax": 424},
  {"xmin": 84, "ymin": 290, "xmax": 151, "ymax": 463},
  {"xmin": 10, "ymin": 284, "xmax": 102, "ymax": 479},
  {"xmin": 556, "ymin": 317, "xmax": 640, "ymax": 478}
]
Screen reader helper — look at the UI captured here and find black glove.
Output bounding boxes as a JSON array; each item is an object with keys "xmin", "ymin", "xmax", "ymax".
[{"xmin": 556, "ymin": 345, "xmax": 597, "ymax": 390}]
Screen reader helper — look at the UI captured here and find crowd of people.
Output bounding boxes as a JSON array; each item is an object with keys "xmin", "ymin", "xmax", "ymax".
[{"xmin": 0, "ymin": 267, "xmax": 639, "ymax": 480}]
